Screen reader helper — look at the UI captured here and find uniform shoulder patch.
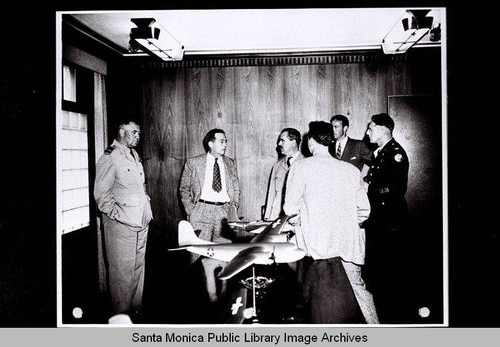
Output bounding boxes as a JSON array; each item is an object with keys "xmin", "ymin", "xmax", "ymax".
[
  {"xmin": 104, "ymin": 145, "xmax": 115, "ymax": 155},
  {"xmin": 394, "ymin": 153, "xmax": 403, "ymax": 162}
]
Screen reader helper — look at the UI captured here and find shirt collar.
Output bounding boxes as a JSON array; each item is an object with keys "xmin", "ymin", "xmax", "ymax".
[
  {"xmin": 112, "ymin": 139, "xmax": 130, "ymax": 153},
  {"xmin": 374, "ymin": 137, "xmax": 393, "ymax": 157},
  {"xmin": 338, "ymin": 136, "xmax": 348, "ymax": 148},
  {"xmin": 207, "ymin": 152, "xmax": 223, "ymax": 164},
  {"xmin": 286, "ymin": 151, "xmax": 300, "ymax": 165}
]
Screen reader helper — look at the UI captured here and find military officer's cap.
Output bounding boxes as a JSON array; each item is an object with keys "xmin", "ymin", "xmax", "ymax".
[{"xmin": 372, "ymin": 113, "xmax": 395, "ymax": 131}]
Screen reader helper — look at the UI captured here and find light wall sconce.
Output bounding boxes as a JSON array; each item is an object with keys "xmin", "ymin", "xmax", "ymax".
[
  {"xmin": 382, "ymin": 9, "xmax": 436, "ymax": 54},
  {"xmin": 129, "ymin": 18, "xmax": 184, "ymax": 61}
]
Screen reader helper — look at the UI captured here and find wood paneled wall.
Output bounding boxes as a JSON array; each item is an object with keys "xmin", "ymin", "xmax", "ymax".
[{"xmin": 111, "ymin": 51, "xmax": 439, "ymax": 233}]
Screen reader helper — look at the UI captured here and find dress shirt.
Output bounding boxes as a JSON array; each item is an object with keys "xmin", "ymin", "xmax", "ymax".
[{"xmin": 200, "ymin": 153, "xmax": 231, "ymax": 202}]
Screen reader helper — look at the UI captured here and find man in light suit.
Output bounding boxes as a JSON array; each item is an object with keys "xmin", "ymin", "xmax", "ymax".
[
  {"xmin": 264, "ymin": 128, "xmax": 303, "ymax": 221},
  {"xmin": 94, "ymin": 120, "xmax": 153, "ymax": 318},
  {"xmin": 262, "ymin": 128, "xmax": 303, "ymax": 322},
  {"xmin": 329, "ymin": 114, "xmax": 372, "ymax": 175},
  {"xmin": 284, "ymin": 121, "xmax": 378, "ymax": 324},
  {"xmin": 179, "ymin": 128, "xmax": 240, "ymax": 304}
]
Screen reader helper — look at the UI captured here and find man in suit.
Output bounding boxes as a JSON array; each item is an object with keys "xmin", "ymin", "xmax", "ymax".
[
  {"xmin": 179, "ymin": 128, "xmax": 240, "ymax": 305},
  {"xmin": 94, "ymin": 120, "xmax": 153, "ymax": 319},
  {"xmin": 264, "ymin": 128, "xmax": 303, "ymax": 221},
  {"xmin": 283, "ymin": 121, "xmax": 378, "ymax": 324},
  {"xmin": 363, "ymin": 113, "xmax": 409, "ymax": 323},
  {"xmin": 329, "ymin": 114, "xmax": 372, "ymax": 175},
  {"xmin": 262, "ymin": 128, "xmax": 303, "ymax": 322}
]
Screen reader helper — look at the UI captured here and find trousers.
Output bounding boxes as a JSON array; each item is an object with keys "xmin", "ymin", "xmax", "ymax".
[
  {"xmin": 103, "ymin": 215, "xmax": 148, "ymax": 315},
  {"xmin": 301, "ymin": 256, "xmax": 379, "ymax": 324},
  {"xmin": 189, "ymin": 202, "xmax": 231, "ymax": 303}
]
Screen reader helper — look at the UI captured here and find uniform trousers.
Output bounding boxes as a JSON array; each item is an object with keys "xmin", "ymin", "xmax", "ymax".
[
  {"xmin": 189, "ymin": 202, "xmax": 231, "ymax": 303},
  {"xmin": 103, "ymin": 215, "xmax": 148, "ymax": 315},
  {"xmin": 364, "ymin": 225, "xmax": 409, "ymax": 324}
]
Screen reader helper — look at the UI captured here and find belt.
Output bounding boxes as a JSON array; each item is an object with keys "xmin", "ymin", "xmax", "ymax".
[{"xmin": 198, "ymin": 199, "xmax": 228, "ymax": 206}]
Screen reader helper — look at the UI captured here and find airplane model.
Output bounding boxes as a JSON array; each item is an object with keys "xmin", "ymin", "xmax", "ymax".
[
  {"xmin": 225, "ymin": 205, "xmax": 272, "ymax": 234},
  {"xmin": 169, "ymin": 213, "xmax": 306, "ymax": 280}
]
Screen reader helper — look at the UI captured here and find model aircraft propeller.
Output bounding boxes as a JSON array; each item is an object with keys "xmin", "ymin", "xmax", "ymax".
[{"xmin": 269, "ymin": 245, "xmax": 276, "ymax": 263}]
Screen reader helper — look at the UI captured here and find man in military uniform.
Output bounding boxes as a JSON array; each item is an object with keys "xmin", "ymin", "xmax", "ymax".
[
  {"xmin": 363, "ymin": 113, "xmax": 409, "ymax": 323},
  {"xmin": 94, "ymin": 120, "xmax": 153, "ymax": 320}
]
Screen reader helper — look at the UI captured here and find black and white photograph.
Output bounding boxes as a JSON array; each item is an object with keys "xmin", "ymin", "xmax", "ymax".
[
  {"xmin": 56, "ymin": 7, "xmax": 446, "ymax": 326},
  {"xmin": 2, "ymin": 3, "xmax": 499, "ymax": 346}
]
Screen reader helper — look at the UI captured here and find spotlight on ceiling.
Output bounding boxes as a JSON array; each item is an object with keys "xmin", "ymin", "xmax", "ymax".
[
  {"xmin": 382, "ymin": 9, "xmax": 437, "ymax": 54},
  {"xmin": 129, "ymin": 18, "xmax": 184, "ymax": 61}
]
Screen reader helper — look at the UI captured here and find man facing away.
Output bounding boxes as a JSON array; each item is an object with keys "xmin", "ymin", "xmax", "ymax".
[
  {"xmin": 283, "ymin": 121, "xmax": 378, "ymax": 324},
  {"xmin": 179, "ymin": 128, "xmax": 240, "ymax": 306},
  {"xmin": 94, "ymin": 120, "xmax": 153, "ymax": 320}
]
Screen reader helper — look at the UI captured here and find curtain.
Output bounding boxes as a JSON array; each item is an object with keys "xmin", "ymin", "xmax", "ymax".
[{"xmin": 94, "ymin": 72, "xmax": 108, "ymax": 294}]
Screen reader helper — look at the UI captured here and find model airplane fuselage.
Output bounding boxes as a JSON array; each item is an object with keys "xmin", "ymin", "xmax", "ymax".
[
  {"xmin": 185, "ymin": 241, "xmax": 304, "ymax": 264},
  {"xmin": 170, "ymin": 214, "xmax": 306, "ymax": 280}
]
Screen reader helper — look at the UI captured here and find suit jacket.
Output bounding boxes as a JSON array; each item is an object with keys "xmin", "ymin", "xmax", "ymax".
[
  {"xmin": 179, "ymin": 153, "xmax": 240, "ymax": 216},
  {"xmin": 94, "ymin": 140, "xmax": 153, "ymax": 229},
  {"xmin": 283, "ymin": 155, "xmax": 370, "ymax": 265},
  {"xmin": 365, "ymin": 138, "xmax": 409, "ymax": 229},
  {"xmin": 264, "ymin": 153, "xmax": 304, "ymax": 220},
  {"xmin": 329, "ymin": 137, "xmax": 372, "ymax": 171}
]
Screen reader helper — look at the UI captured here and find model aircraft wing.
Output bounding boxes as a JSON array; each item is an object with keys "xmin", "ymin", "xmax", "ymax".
[
  {"xmin": 226, "ymin": 205, "xmax": 273, "ymax": 232},
  {"xmin": 249, "ymin": 213, "xmax": 291, "ymax": 243},
  {"xmin": 217, "ymin": 246, "xmax": 268, "ymax": 280}
]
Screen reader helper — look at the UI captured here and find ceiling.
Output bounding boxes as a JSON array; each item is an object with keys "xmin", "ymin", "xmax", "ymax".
[{"xmin": 62, "ymin": 8, "xmax": 443, "ymax": 58}]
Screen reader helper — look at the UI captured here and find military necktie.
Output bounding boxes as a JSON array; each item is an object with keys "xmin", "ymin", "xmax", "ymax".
[
  {"xmin": 130, "ymin": 149, "xmax": 135, "ymax": 160},
  {"xmin": 212, "ymin": 158, "xmax": 222, "ymax": 192},
  {"xmin": 336, "ymin": 142, "xmax": 342, "ymax": 159},
  {"xmin": 287, "ymin": 157, "xmax": 292, "ymax": 167}
]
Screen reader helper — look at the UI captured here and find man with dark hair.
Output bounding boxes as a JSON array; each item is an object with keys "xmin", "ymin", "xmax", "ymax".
[
  {"xmin": 264, "ymin": 127, "xmax": 303, "ymax": 221},
  {"xmin": 329, "ymin": 114, "xmax": 372, "ymax": 173},
  {"xmin": 363, "ymin": 113, "xmax": 409, "ymax": 323},
  {"xmin": 284, "ymin": 121, "xmax": 378, "ymax": 324},
  {"xmin": 179, "ymin": 128, "xmax": 240, "ymax": 305},
  {"xmin": 94, "ymin": 120, "xmax": 153, "ymax": 320}
]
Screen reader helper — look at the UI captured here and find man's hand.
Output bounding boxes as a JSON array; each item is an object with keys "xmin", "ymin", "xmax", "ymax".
[{"xmin": 287, "ymin": 214, "xmax": 300, "ymax": 227}]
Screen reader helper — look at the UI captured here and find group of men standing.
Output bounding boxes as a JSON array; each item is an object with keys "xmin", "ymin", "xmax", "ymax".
[{"xmin": 93, "ymin": 112, "xmax": 409, "ymax": 325}]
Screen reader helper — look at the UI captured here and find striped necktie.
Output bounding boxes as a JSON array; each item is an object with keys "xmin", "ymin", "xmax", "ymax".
[{"xmin": 336, "ymin": 142, "xmax": 342, "ymax": 159}]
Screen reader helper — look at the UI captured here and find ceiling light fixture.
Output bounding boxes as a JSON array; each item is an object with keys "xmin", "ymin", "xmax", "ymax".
[
  {"xmin": 129, "ymin": 18, "xmax": 184, "ymax": 61},
  {"xmin": 382, "ymin": 9, "xmax": 436, "ymax": 54}
]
